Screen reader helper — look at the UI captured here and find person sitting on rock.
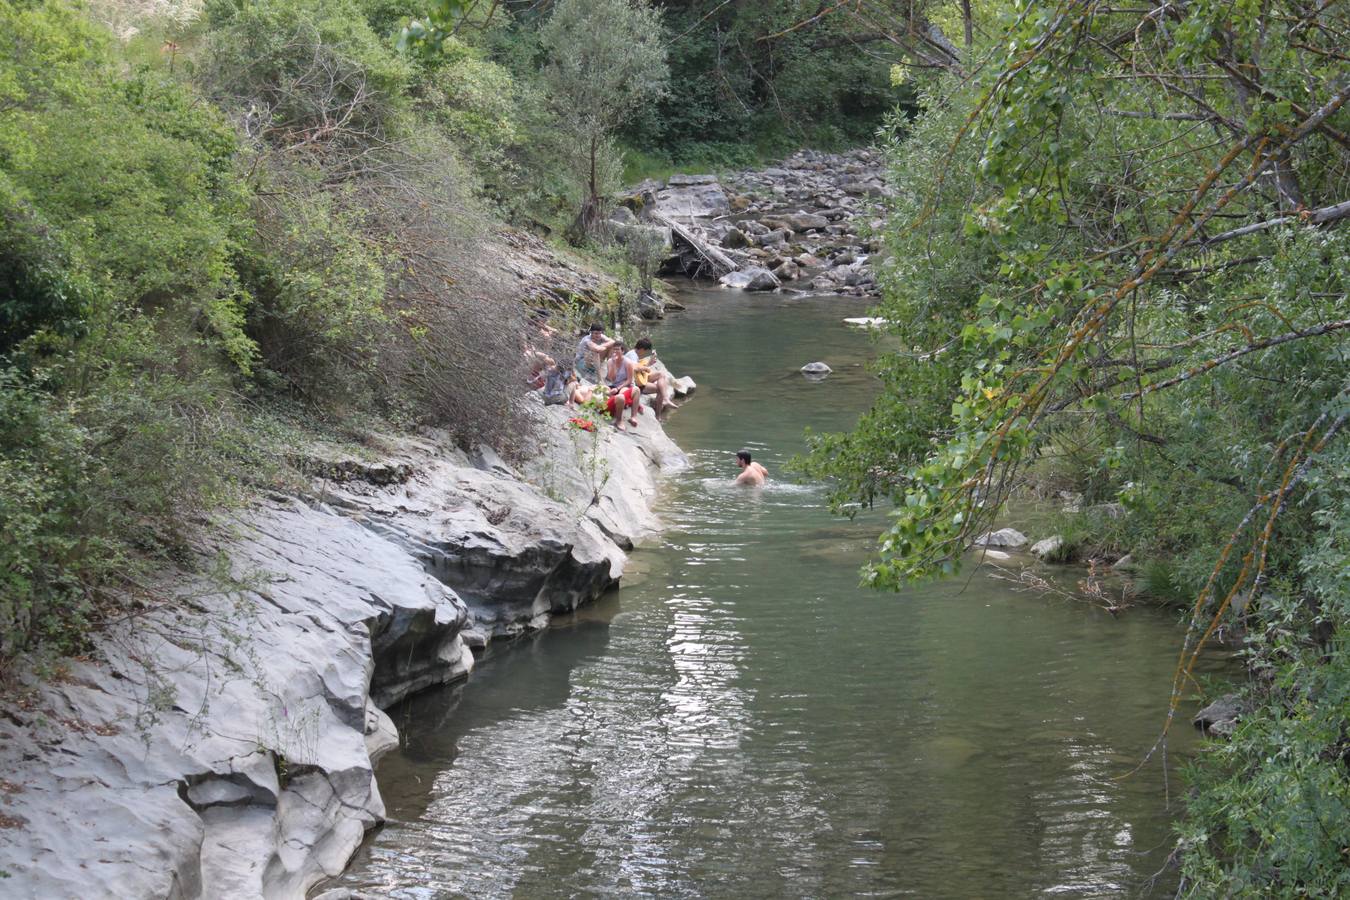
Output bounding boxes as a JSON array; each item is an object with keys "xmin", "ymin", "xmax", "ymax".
[
  {"xmin": 734, "ymin": 449, "xmax": 768, "ymax": 486},
  {"xmin": 524, "ymin": 347, "xmax": 554, "ymax": 390},
  {"xmin": 566, "ymin": 363, "xmax": 630, "ymax": 430},
  {"xmin": 624, "ymin": 337, "xmax": 679, "ymax": 416},
  {"xmin": 574, "ymin": 323, "xmax": 615, "ymax": 384},
  {"xmin": 603, "ymin": 342, "xmax": 640, "ymax": 429}
]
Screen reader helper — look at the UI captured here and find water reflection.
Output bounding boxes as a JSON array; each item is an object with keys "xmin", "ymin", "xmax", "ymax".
[{"xmin": 340, "ymin": 287, "xmax": 1225, "ymax": 899}]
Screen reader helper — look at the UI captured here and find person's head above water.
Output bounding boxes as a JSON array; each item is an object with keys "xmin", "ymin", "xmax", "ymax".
[{"xmin": 737, "ymin": 449, "xmax": 752, "ymax": 467}]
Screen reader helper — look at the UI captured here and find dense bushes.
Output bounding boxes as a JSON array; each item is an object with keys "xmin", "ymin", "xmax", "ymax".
[
  {"xmin": 0, "ymin": 0, "xmax": 540, "ymax": 672},
  {"xmin": 794, "ymin": 1, "xmax": 1350, "ymax": 891},
  {"xmin": 0, "ymin": 179, "xmax": 91, "ymax": 354},
  {"xmin": 1, "ymin": 2, "xmax": 258, "ymax": 667},
  {"xmin": 1178, "ymin": 444, "xmax": 1350, "ymax": 896}
]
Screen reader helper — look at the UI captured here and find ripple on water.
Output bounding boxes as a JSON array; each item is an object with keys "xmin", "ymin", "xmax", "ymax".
[{"xmin": 339, "ymin": 287, "xmax": 1225, "ymax": 899}]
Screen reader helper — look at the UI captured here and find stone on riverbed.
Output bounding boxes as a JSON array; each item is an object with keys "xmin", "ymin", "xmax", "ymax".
[
  {"xmin": 721, "ymin": 227, "xmax": 749, "ymax": 249},
  {"xmin": 720, "ymin": 266, "xmax": 781, "ymax": 291},
  {"xmin": 1193, "ymin": 694, "xmax": 1244, "ymax": 738},
  {"xmin": 1030, "ymin": 535, "xmax": 1066, "ymax": 560},
  {"xmin": 972, "ymin": 528, "xmax": 1029, "ymax": 549}
]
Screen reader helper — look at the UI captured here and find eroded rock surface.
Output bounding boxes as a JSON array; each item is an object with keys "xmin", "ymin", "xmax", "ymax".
[
  {"xmin": 0, "ymin": 401, "xmax": 686, "ymax": 898},
  {"xmin": 0, "ymin": 500, "xmax": 472, "ymax": 899}
]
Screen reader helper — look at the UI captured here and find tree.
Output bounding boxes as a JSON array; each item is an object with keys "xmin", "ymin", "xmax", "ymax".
[
  {"xmin": 538, "ymin": 0, "xmax": 667, "ymax": 240},
  {"xmin": 801, "ymin": 3, "xmax": 1350, "ymax": 890}
]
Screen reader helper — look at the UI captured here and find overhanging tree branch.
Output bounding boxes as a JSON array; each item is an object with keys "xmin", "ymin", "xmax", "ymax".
[
  {"xmin": 1120, "ymin": 319, "xmax": 1350, "ymax": 400},
  {"xmin": 1196, "ymin": 198, "xmax": 1350, "ymax": 246}
]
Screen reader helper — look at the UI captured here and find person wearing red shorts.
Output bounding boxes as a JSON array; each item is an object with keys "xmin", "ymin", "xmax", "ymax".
[{"xmin": 602, "ymin": 342, "xmax": 640, "ymax": 430}]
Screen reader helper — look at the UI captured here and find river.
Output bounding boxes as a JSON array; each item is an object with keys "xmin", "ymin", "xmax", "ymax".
[{"xmin": 337, "ymin": 284, "xmax": 1227, "ymax": 898}]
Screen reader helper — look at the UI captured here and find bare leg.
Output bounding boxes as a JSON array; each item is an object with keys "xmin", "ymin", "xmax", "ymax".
[
  {"xmin": 609, "ymin": 394, "xmax": 625, "ymax": 430},
  {"xmin": 651, "ymin": 375, "xmax": 678, "ymax": 413},
  {"xmin": 643, "ymin": 383, "xmax": 664, "ymax": 416}
]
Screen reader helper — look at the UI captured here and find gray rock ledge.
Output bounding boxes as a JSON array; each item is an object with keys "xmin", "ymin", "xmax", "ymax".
[{"xmin": 0, "ymin": 401, "xmax": 686, "ymax": 899}]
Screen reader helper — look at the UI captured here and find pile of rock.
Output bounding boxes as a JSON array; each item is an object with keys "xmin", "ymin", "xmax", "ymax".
[{"xmin": 626, "ymin": 148, "xmax": 888, "ymax": 297}]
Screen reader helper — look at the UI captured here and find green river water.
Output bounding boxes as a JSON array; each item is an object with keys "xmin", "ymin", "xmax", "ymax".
[{"xmin": 338, "ymin": 285, "xmax": 1230, "ymax": 899}]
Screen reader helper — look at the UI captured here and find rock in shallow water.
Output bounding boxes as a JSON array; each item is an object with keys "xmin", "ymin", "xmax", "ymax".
[
  {"xmin": 1193, "ymin": 694, "xmax": 1244, "ymax": 738},
  {"xmin": 1030, "ymin": 535, "xmax": 1066, "ymax": 560},
  {"xmin": 720, "ymin": 266, "xmax": 781, "ymax": 291},
  {"xmin": 972, "ymin": 527, "xmax": 1029, "ymax": 549},
  {"xmin": 800, "ymin": 361, "xmax": 832, "ymax": 375}
]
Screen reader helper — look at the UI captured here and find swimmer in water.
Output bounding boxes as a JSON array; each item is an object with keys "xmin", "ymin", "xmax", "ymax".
[{"xmin": 734, "ymin": 449, "xmax": 768, "ymax": 486}]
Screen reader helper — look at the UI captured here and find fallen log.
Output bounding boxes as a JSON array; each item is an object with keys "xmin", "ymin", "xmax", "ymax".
[{"xmin": 651, "ymin": 211, "xmax": 738, "ymax": 279}]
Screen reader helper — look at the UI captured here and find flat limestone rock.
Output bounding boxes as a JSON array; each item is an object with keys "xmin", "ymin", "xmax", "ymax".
[
  {"xmin": 0, "ymin": 499, "xmax": 473, "ymax": 900},
  {"xmin": 0, "ymin": 386, "xmax": 692, "ymax": 898}
]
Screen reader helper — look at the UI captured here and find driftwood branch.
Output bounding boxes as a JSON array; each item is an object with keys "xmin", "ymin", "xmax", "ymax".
[
  {"xmin": 1197, "ymin": 199, "xmax": 1350, "ymax": 246},
  {"xmin": 1121, "ymin": 319, "xmax": 1350, "ymax": 400},
  {"xmin": 651, "ymin": 211, "xmax": 737, "ymax": 277}
]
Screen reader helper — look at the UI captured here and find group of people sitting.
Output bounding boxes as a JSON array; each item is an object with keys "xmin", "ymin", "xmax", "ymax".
[
  {"xmin": 526, "ymin": 321, "xmax": 679, "ymax": 433},
  {"xmin": 524, "ymin": 315, "xmax": 769, "ymax": 485}
]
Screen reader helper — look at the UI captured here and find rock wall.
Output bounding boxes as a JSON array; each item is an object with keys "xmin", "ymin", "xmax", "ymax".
[{"xmin": 0, "ymin": 403, "xmax": 686, "ymax": 899}]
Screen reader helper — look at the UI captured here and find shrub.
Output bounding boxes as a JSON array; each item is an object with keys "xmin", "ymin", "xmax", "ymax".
[
  {"xmin": 203, "ymin": 0, "xmax": 410, "ymax": 156},
  {"xmin": 1177, "ymin": 446, "xmax": 1350, "ymax": 897},
  {"xmin": 0, "ymin": 176, "xmax": 91, "ymax": 355},
  {"xmin": 240, "ymin": 159, "xmax": 388, "ymax": 402}
]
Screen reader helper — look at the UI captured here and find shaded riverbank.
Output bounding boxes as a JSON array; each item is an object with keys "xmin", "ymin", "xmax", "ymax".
[{"xmin": 336, "ymin": 284, "xmax": 1233, "ymax": 898}]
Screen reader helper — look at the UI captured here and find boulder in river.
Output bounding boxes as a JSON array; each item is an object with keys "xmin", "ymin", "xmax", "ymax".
[
  {"xmin": 1193, "ymin": 694, "xmax": 1245, "ymax": 738},
  {"xmin": 720, "ymin": 267, "xmax": 781, "ymax": 292},
  {"xmin": 1030, "ymin": 535, "xmax": 1066, "ymax": 560},
  {"xmin": 755, "ymin": 228, "xmax": 790, "ymax": 247},
  {"xmin": 722, "ymin": 227, "xmax": 748, "ymax": 249},
  {"xmin": 800, "ymin": 361, "xmax": 832, "ymax": 375},
  {"xmin": 637, "ymin": 289, "xmax": 665, "ymax": 320},
  {"xmin": 784, "ymin": 212, "xmax": 829, "ymax": 232},
  {"xmin": 743, "ymin": 219, "xmax": 769, "ymax": 236},
  {"xmin": 656, "ymin": 177, "xmax": 729, "ymax": 218},
  {"xmin": 972, "ymin": 528, "xmax": 1029, "ymax": 549}
]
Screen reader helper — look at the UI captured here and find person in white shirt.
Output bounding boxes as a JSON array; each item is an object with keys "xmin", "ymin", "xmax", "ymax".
[{"xmin": 623, "ymin": 337, "xmax": 679, "ymax": 416}]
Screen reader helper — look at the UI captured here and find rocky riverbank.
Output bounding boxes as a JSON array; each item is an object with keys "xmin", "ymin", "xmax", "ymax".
[
  {"xmin": 628, "ymin": 148, "xmax": 888, "ymax": 300},
  {"xmin": 0, "ymin": 400, "xmax": 687, "ymax": 899}
]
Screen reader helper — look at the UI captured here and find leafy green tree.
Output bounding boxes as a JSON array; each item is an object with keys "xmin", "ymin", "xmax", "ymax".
[
  {"xmin": 0, "ymin": 177, "xmax": 90, "ymax": 355},
  {"xmin": 538, "ymin": 0, "xmax": 667, "ymax": 239},
  {"xmin": 802, "ymin": 2, "xmax": 1350, "ymax": 891}
]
